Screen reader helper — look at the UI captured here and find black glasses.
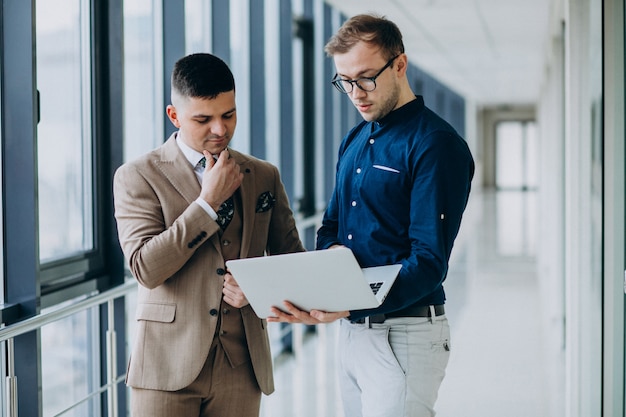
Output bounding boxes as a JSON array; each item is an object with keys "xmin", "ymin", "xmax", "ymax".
[{"xmin": 331, "ymin": 55, "xmax": 400, "ymax": 94}]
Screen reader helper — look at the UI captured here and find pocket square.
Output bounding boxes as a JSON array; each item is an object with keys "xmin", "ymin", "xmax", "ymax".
[{"xmin": 256, "ymin": 191, "xmax": 276, "ymax": 213}]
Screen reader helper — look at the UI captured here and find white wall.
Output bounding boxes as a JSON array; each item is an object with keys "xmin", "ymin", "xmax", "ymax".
[{"xmin": 535, "ymin": 0, "xmax": 624, "ymax": 416}]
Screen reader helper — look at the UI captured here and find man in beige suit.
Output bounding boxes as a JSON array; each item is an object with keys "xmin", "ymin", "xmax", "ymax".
[{"xmin": 113, "ymin": 53, "xmax": 304, "ymax": 417}]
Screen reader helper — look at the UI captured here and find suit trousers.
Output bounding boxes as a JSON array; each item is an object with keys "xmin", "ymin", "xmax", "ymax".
[
  {"xmin": 130, "ymin": 338, "xmax": 261, "ymax": 417},
  {"xmin": 338, "ymin": 315, "xmax": 450, "ymax": 417}
]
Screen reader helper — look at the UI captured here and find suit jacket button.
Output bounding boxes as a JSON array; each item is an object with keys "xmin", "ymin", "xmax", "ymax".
[
  {"xmin": 209, "ymin": 309, "xmax": 218, "ymax": 316},
  {"xmin": 216, "ymin": 268, "xmax": 226, "ymax": 275}
]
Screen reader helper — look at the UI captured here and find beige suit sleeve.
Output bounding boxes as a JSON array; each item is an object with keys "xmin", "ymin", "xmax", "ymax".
[{"xmin": 113, "ymin": 162, "xmax": 220, "ymax": 289}]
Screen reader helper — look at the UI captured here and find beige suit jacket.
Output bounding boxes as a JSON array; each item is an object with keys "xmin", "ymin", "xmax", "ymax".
[{"xmin": 113, "ymin": 134, "xmax": 304, "ymax": 394}]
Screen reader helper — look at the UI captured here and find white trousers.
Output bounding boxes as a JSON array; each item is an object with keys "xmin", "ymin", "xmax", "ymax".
[{"xmin": 338, "ymin": 314, "xmax": 450, "ymax": 417}]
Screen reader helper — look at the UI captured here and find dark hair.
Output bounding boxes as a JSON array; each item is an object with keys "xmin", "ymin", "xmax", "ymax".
[
  {"xmin": 324, "ymin": 14, "xmax": 405, "ymax": 61},
  {"xmin": 171, "ymin": 53, "xmax": 235, "ymax": 100}
]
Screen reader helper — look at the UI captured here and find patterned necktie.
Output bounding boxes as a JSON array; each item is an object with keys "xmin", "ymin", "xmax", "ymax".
[
  {"xmin": 198, "ymin": 157, "xmax": 234, "ymax": 230},
  {"xmin": 216, "ymin": 196, "xmax": 234, "ymax": 230}
]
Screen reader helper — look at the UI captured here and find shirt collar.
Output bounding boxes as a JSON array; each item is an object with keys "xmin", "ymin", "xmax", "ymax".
[
  {"xmin": 373, "ymin": 95, "xmax": 424, "ymax": 129},
  {"xmin": 175, "ymin": 133, "xmax": 205, "ymax": 168}
]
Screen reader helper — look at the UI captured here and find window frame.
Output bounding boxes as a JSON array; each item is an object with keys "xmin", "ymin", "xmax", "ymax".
[{"xmin": 0, "ymin": 0, "xmax": 127, "ymax": 415}]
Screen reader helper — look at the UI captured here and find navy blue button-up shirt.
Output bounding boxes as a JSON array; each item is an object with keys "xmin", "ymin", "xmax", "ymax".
[{"xmin": 317, "ymin": 96, "xmax": 474, "ymax": 320}]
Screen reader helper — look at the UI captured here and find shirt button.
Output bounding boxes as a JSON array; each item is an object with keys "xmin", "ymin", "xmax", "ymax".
[
  {"xmin": 356, "ymin": 168, "xmax": 362, "ymax": 174},
  {"xmin": 369, "ymin": 138, "xmax": 375, "ymax": 144},
  {"xmin": 347, "ymin": 234, "xmax": 353, "ymax": 240},
  {"xmin": 222, "ymin": 308, "xmax": 230, "ymax": 315},
  {"xmin": 209, "ymin": 309, "xmax": 218, "ymax": 316},
  {"xmin": 223, "ymin": 240, "xmax": 231, "ymax": 246},
  {"xmin": 351, "ymin": 201, "xmax": 357, "ymax": 207},
  {"xmin": 219, "ymin": 330, "xmax": 226, "ymax": 336}
]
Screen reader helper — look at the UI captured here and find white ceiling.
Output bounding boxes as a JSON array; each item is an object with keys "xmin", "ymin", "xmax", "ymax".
[{"xmin": 323, "ymin": 0, "xmax": 555, "ymax": 107}]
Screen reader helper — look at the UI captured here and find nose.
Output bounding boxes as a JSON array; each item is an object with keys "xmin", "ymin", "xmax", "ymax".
[
  {"xmin": 349, "ymin": 86, "xmax": 367, "ymax": 99},
  {"xmin": 210, "ymin": 119, "xmax": 228, "ymax": 137}
]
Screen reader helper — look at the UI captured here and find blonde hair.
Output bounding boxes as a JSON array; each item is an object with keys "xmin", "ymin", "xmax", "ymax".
[{"xmin": 324, "ymin": 14, "xmax": 405, "ymax": 61}]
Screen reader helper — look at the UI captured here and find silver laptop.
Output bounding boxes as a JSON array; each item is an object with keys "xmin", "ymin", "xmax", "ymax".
[{"xmin": 225, "ymin": 247, "xmax": 401, "ymax": 318}]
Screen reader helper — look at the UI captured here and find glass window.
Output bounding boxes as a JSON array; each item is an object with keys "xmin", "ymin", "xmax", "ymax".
[
  {"xmin": 185, "ymin": 0, "xmax": 212, "ymax": 54},
  {"xmin": 41, "ymin": 307, "xmax": 100, "ymax": 416},
  {"xmin": 123, "ymin": 0, "xmax": 162, "ymax": 162},
  {"xmin": 36, "ymin": 0, "xmax": 93, "ymax": 262}
]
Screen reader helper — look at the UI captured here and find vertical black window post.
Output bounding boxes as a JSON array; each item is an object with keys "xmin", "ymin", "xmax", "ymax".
[
  {"xmin": 250, "ymin": 0, "xmax": 266, "ymax": 159},
  {"xmin": 94, "ymin": 0, "xmax": 127, "ymax": 414},
  {"xmin": 294, "ymin": 16, "xmax": 315, "ymax": 217},
  {"xmin": 279, "ymin": 0, "xmax": 294, "ymax": 200},
  {"xmin": 322, "ymin": 3, "xmax": 335, "ymax": 203},
  {"xmin": 162, "ymin": 0, "xmax": 186, "ymax": 141},
  {"xmin": 294, "ymin": 9, "xmax": 317, "ymax": 336},
  {"xmin": 1, "ymin": 1, "xmax": 42, "ymax": 416}
]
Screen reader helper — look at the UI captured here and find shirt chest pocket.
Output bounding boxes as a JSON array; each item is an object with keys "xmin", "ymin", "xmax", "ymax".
[{"xmin": 363, "ymin": 164, "xmax": 407, "ymax": 191}]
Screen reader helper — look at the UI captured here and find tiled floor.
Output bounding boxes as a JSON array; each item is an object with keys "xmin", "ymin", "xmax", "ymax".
[{"xmin": 261, "ymin": 189, "xmax": 555, "ymax": 417}]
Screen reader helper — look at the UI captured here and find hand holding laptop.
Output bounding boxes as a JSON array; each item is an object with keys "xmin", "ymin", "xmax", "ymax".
[
  {"xmin": 267, "ymin": 245, "xmax": 350, "ymax": 324},
  {"xmin": 222, "ymin": 272, "xmax": 249, "ymax": 308},
  {"xmin": 267, "ymin": 301, "xmax": 350, "ymax": 324}
]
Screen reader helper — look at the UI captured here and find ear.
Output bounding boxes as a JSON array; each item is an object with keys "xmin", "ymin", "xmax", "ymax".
[
  {"xmin": 395, "ymin": 54, "xmax": 409, "ymax": 77},
  {"xmin": 166, "ymin": 104, "xmax": 181, "ymax": 128}
]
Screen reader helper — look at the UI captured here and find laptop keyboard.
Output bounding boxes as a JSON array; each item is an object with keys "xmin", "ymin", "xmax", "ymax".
[{"xmin": 369, "ymin": 282, "xmax": 383, "ymax": 295}]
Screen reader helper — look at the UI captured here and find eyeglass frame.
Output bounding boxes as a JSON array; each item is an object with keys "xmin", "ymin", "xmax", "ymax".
[{"xmin": 331, "ymin": 54, "xmax": 401, "ymax": 94}]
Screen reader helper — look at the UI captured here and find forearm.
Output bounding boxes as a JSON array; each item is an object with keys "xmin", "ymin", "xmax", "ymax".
[{"xmin": 118, "ymin": 200, "xmax": 219, "ymax": 289}]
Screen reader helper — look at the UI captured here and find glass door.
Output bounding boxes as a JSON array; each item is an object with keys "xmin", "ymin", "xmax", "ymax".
[{"xmin": 495, "ymin": 120, "xmax": 538, "ymax": 191}]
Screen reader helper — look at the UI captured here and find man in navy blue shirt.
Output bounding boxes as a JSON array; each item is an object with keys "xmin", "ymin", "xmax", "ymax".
[{"xmin": 268, "ymin": 14, "xmax": 474, "ymax": 417}]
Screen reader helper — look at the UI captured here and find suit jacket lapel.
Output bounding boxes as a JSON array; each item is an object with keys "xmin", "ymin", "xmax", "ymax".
[
  {"xmin": 155, "ymin": 134, "xmax": 200, "ymax": 204},
  {"xmin": 231, "ymin": 150, "xmax": 255, "ymax": 259}
]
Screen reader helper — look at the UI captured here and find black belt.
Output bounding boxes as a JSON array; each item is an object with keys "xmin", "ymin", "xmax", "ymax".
[{"xmin": 352, "ymin": 304, "xmax": 445, "ymax": 324}]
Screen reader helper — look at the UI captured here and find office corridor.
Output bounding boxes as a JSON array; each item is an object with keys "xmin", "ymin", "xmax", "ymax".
[{"xmin": 260, "ymin": 188, "xmax": 552, "ymax": 417}]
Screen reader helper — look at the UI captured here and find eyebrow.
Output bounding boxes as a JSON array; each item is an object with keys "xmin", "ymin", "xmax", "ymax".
[
  {"xmin": 336, "ymin": 67, "xmax": 378, "ymax": 79},
  {"xmin": 191, "ymin": 106, "xmax": 237, "ymax": 119}
]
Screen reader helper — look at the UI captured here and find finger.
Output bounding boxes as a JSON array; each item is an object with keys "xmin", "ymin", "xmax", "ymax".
[
  {"xmin": 224, "ymin": 282, "xmax": 247, "ymax": 301},
  {"xmin": 270, "ymin": 306, "xmax": 284, "ymax": 316},
  {"xmin": 224, "ymin": 273, "xmax": 238, "ymax": 286},
  {"xmin": 309, "ymin": 310, "xmax": 326, "ymax": 321},
  {"xmin": 222, "ymin": 284, "xmax": 240, "ymax": 299},
  {"xmin": 270, "ymin": 307, "xmax": 289, "ymax": 318},
  {"xmin": 268, "ymin": 306, "xmax": 297, "ymax": 323},
  {"xmin": 202, "ymin": 150, "xmax": 215, "ymax": 168},
  {"xmin": 310, "ymin": 309, "xmax": 348, "ymax": 323},
  {"xmin": 281, "ymin": 300, "xmax": 297, "ymax": 310},
  {"xmin": 218, "ymin": 148, "xmax": 230, "ymax": 162},
  {"xmin": 223, "ymin": 291, "xmax": 247, "ymax": 308},
  {"xmin": 280, "ymin": 301, "xmax": 304, "ymax": 316}
]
